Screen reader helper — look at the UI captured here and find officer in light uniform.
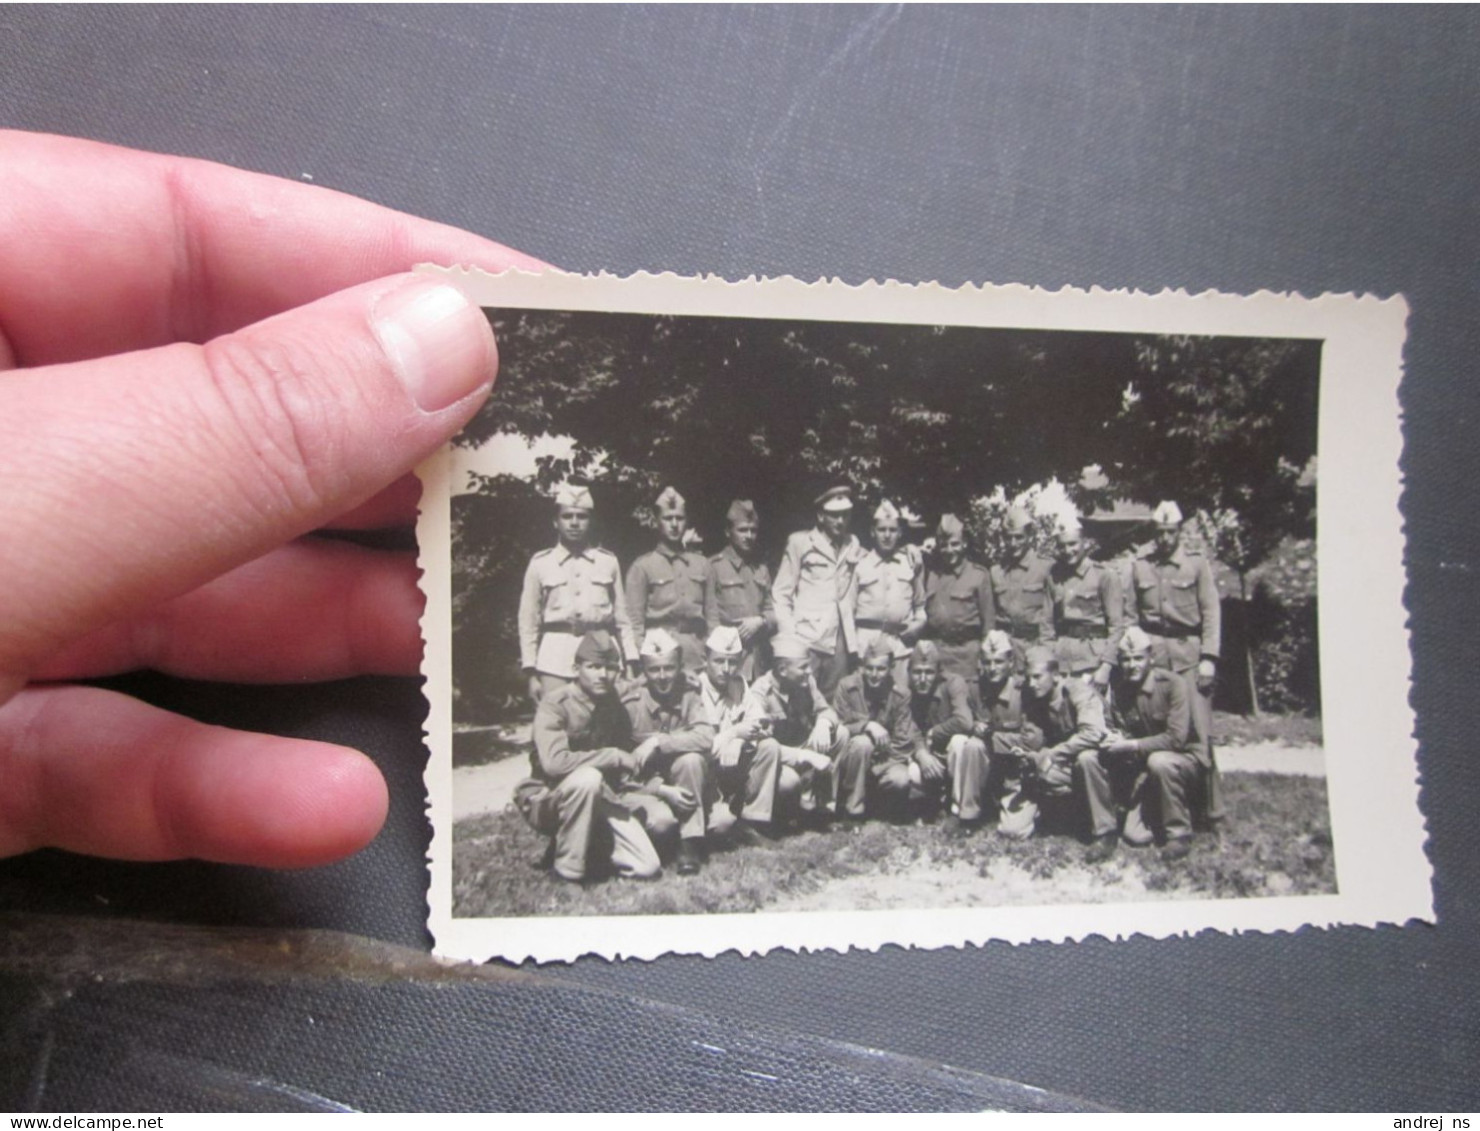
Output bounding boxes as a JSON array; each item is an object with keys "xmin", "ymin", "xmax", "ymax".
[
  {"xmin": 1130, "ymin": 500, "xmax": 1222, "ymax": 822},
  {"xmin": 627, "ymin": 487, "xmax": 711, "ymax": 676},
  {"xmin": 1050, "ymin": 517, "xmax": 1127, "ymax": 692},
  {"xmin": 518, "ymin": 484, "xmax": 639, "ymax": 703},
  {"xmin": 990, "ymin": 506, "xmax": 1056, "ymax": 662},
  {"xmin": 923, "ymin": 513, "xmax": 994, "ymax": 681},
  {"xmin": 772, "ymin": 486, "xmax": 863, "ymax": 698},
  {"xmin": 740, "ymin": 634, "xmax": 846, "ymax": 822},
  {"xmin": 1081, "ymin": 626, "xmax": 1200, "ymax": 862},
  {"xmin": 830, "ymin": 637, "xmax": 923, "ymax": 820},
  {"xmin": 516, "ymin": 631, "xmax": 662, "ymax": 883},
  {"xmin": 622, "ymin": 629, "xmax": 716, "ymax": 875},
  {"xmin": 853, "ymin": 499, "xmax": 926, "ymax": 686},
  {"xmin": 694, "ymin": 625, "xmax": 787, "ymax": 839},
  {"xmin": 704, "ymin": 499, "xmax": 776, "ymax": 681}
]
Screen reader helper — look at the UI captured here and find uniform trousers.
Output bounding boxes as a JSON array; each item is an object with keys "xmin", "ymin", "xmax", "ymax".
[
  {"xmin": 1079, "ymin": 747, "xmax": 1201, "ymax": 842},
  {"xmin": 808, "ymin": 626, "xmax": 852, "ymax": 699},
  {"xmin": 714, "ymin": 736, "xmax": 788, "ymax": 825},
  {"xmin": 944, "ymin": 734, "xmax": 991, "ymax": 821},
  {"xmin": 834, "ymin": 736, "xmax": 947, "ymax": 818},
  {"xmin": 637, "ymin": 750, "xmax": 711, "ymax": 840},
  {"xmin": 933, "ymin": 639, "xmax": 981, "ymax": 682},
  {"xmin": 764, "ymin": 726, "xmax": 846, "ymax": 815},
  {"xmin": 517, "ymin": 766, "xmax": 661, "ymax": 882},
  {"xmin": 1149, "ymin": 634, "xmax": 1224, "ymax": 824},
  {"xmin": 992, "ymin": 737, "xmax": 1075, "ymax": 840}
]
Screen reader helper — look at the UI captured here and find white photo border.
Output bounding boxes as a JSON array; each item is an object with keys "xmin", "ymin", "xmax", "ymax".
[{"xmin": 417, "ymin": 269, "xmax": 1428, "ymax": 965}]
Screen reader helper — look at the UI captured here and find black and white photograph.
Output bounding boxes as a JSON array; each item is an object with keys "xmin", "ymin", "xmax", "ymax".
[{"xmin": 419, "ymin": 271, "xmax": 1422, "ymax": 964}]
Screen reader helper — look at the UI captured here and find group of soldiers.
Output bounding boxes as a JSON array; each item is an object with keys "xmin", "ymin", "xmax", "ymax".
[{"xmin": 511, "ymin": 482, "xmax": 1222, "ymax": 882}]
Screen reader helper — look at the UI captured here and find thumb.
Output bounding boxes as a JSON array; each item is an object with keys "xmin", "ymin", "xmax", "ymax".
[{"xmin": 0, "ymin": 273, "xmax": 495, "ymax": 699}]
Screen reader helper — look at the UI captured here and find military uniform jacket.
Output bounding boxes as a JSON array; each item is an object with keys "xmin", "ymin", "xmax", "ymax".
[
  {"xmin": 966, "ymin": 675, "xmax": 1043, "ymax": 749},
  {"xmin": 519, "ymin": 543, "xmax": 639, "ymax": 676},
  {"xmin": 530, "ymin": 682, "xmax": 634, "ymax": 783},
  {"xmin": 1130, "ymin": 547, "xmax": 1221, "ymax": 670},
  {"xmin": 1024, "ymin": 677, "xmax": 1106, "ymax": 761},
  {"xmin": 832, "ymin": 671, "xmax": 920, "ymax": 762},
  {"xmin": 627, "ymin": 544, "xmax": 710, "ymax": 639},
  {"xmin": 989, "ymin": 552, "xmax": 1056, "ymax": 643},
  {"xmin": 1051, "ymin": 557, "xmax": 1127, "ymax": 665},
  {"xmin": 704, "ymin": 545, "xmax": 775, "ymax": 636},
  {"xmin": 909, "ymin": 673, "xmax": 974, "ymax": 752},
  {"xmin": 621, "ymin": 683, "xmax": 714, "ymax": 756},
  {"xmin": 772, "ymin": 528, "xmax": 863, "ymax": 656},
  {"xmin": 741, "ymin": 670, "xmax": 838, "ymax": 747},
  {"xmin": 855, "ymin": 546, "xmax": 926, "ymax": 635},
  {"xmin": 923, "ymin": 560, "xmax": 994, "ymax": 645},
  {"xmin": 696, "ymin": 670, "xmax": 749, "ymax": 746},
  {"xmin": 1108, "ymin": 667, "xmax": 1195, "ymax": 761}
]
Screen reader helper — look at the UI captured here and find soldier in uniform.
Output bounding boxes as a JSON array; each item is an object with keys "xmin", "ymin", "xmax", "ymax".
[
  {"xmin": 772, "ymin": 486, "xmax": 863, "ymax": 698},
  {"xmin": 622, "ymin": 629, "xmax": 715, "ymax": 875},
  {"xmin": 990, "ymin": 506, "xmax": 1056, "ymax": 663},
  {"xmin": 518, "ymin": 484, "xmax": 639, "ymax": 704},
  {"xmin": 1130, "ymin": 500, "xmax": 1222, "ymax": 823},
  {"xmin": 739, "ymin": 634, "xmax": 845, "ymax": 822},
  {"xmin": 853, "ymin": 499, "xmax": 926, "ymax": 686},
  {"xmin": 627, "ymin": 487, "xmax": 710, "ymax": 676},
  {"xmin": 1014, "ymin": 645, "xmax": 1106, "ymax": 840},
  {"xmin": 517, "ymin": 631, "xmax": 662, "ymax": 883},
  {"xmin": 694, "ymin": 625, "xmax": 787, "ymax": 839},
  {"xmin": 922, "ymin": 512, "xmax": 994, "ymax": 681},
  {"xmin": 1081, "ymin": 626, "xmax": 1199, "ymax": 862},
  {"xmin": 959, "ymin": 630, "xmax": 1036, "ymax": 834},
  {"xmin": 900, "ymin": 640, "xmax": 966, "ymax": 820},
  {"xmin": 830, "ymin": 637, "xmax": 923, "ymax": 821},
  {"xmin": 1051, "ymin": 518, "xmax": 1127, "ymax": 693},
  {"xmin": 704, "ymin": 498, "xmax": 775, "ymax": 681}
]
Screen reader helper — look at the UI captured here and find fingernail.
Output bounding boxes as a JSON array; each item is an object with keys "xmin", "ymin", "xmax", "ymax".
[{"xmin": 373, "ymin": 279, "xmax": 495, "ymax": 412}]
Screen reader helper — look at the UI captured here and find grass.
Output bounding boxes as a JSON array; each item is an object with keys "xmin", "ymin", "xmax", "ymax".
[{"xmin": 451, "ymin": 770, "xmax": 1336, "ymax": 919}]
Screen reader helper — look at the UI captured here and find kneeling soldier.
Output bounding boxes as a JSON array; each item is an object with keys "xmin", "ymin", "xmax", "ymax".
[
  {"xmin": 1015, "ymin": 645, "xmax": 1106, "ymax": 840},
  {"xmin": 696, "ymin": 625, "xmax": 788, "ymax": 839},
  {"xmin": 901, "ymin": 640, "xmax": 966, "ymax": 820},
  {"xmin": 958, "ymin": 630, "xmax": 1035, "ymax": 832},
  {"xmin": 740, "ymin": 635, "xmax": 845, "ymax": 823},
  {"xmin": 831, "ymin": 637, "xmax": 923, "ymax": 821},
  {"xmin": 519, "ymin": 631, "xmax": 662, "ymax": 883},
  {"xmin": 1082, "ymin": 626, "xmax": 1200, "ymax": 862},
  {"xmin": 623, "ymin": 629, "xmax": 716, "ymax": 875}
]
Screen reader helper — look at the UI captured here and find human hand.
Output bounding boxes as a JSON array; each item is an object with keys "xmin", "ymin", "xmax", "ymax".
[
  {"xmin": 1196, "ymin": 658, "xmax": 1217, "ymax": 693},
  {"xmin": 737, "ymin": 616, "xmax": 763, "ymax": 644},
  {"xmin": 913, "ymin": 748, "xmax": 946, "ymax": 784},
  {"xmin": 863, "ymin": 721, "xmax": 890, "ymax": 749},
  {"xmin": 0, "ymin": 131, "xmax": 544, "ymax": 868}
]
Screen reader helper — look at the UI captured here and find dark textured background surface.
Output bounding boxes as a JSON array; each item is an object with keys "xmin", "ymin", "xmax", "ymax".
[{"xmin": 2, "ymin": 4, "xmax": 1477, "ymax": 1112}]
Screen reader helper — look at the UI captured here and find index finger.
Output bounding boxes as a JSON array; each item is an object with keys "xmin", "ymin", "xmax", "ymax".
[{"xmin": 0, "ymin": 130, "xmax": 547, "ymax": 367}]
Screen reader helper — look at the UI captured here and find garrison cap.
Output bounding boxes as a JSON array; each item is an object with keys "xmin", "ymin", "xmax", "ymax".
[
  {"xmin": 655, "ymin": 486, "xmax": 687, "ymax": 515},
  {"xmin": 1153, "ymin": 500, "xmax": 1184, "ymax": 527},
  {"xmin": 873, "ymin": 499, "xmax": 901, "ymax": 524},
  {"xmin": 1023, "ymin": 644, "xmax": 1059, "ymax": 671},
  {"xmin": 814, "ymin": 486, "xmax": 854, "ymax": 512},
  {"xmin": 862, "ymin": 636, "xmax": 897, "ymax": 662},
  {"xmin": 640, "ymin": 629, "xmax": 681, "ymax": 659},
  {"xmin": 1119, "ymin": 626, "xmax": 1154, "ymax": 655},
  {"xmin": 726, "ymin": 499, "xmax": 758, "ymax": 526},
  {"xmin": 983, "ymin": 629, "xmax": 1015, "ymax": 658},
  {"xmin": 554, "ymin": 483, "xmax": 594, "ymax": 511},
  {"xmin": 908, "ymin": 639, "xmax": 942, "ymax": 668},
  {"xmin": 705, "ymin": 625, "xmax": 743, "ymax": 657},
  {"xmin": 574, "ymin": 630, "xmax": 620, "ymax": 664},
  {"xmin": 937, "ymin": 512, "xmax": 965, "ymax": 538},
  {"xmin": 771, "ymin": 634, "xmax": 811, "ymax": 661},
  {"xmin": 1005, "ymin": 506, "xmax": 1034, "ymax": 533}
]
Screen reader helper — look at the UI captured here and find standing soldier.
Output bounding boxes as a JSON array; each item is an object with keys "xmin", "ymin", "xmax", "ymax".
[
  {"xmin": 516, "ymin": 631, "xmax": 662, "ymax": 883},
  {"xmin": 695, "ymin": 625, "xmax": 786, "ymax": 840},
  {"xmin": 923, "ymin": 513, "xmax": 994, "ymax": 681},
  {"xmin": 990, "ymin": 506, "xmax": 1056, "ymax": 662},
  {"xmin": 962, "ymin": 631, "xmax": 1042, "ymax": 835},
  {"xmin": 1051, "ymin": 518, "xmax": 1127, "ymax": 693},
  {"xmin": 1130, "ymin": 500, "xmax": 1222, "ymax": 822},
  {"xmin": 772, "ymin": 486, "xmax": 863, "ymax": 698},
  {"xmin": 704, "ymin": 498, "xmax": 775, "ymax": 681},
  {"xmin": 1015, "ymin": 646, "xmax": 1106, "ymax": 840},
  {"xmin": 830, "ymin": 638, "xmax": 923, "ymax": 821},
  {"xmin": 622, "ymin": 629, "xmax": 716, "ymax": 875},
  {"xmin": 1081, "ymin": 627, "xmax": 1200, "ymax": 862},
  {"xmin": 854, "ymin": 499, "xmax": 926, "ymax": 686},
  {"xmin": 518, "ymin": 484, "xmax": 639, "ymax": 704},
  {"xmin": 627, "ymin": 486, "xmax": 710, "ymax": 676},
  {"xmin": 740, "ymin": 635, "xmax": 845, "ymax": 823}
]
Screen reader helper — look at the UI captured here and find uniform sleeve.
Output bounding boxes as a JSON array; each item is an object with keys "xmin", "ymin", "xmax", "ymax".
[
  {"xmin": 904, "ymin": 553, "xmax": 928, "ymax": 640},
  {"xmin": 759, "ymin": 564, "xmax": 777, "ymax": 631},
  {"xmin": 889, "ymin": 696, "xmax": 924, "ymax": 758},
  {"xmin": 1099, "ymin": 567, "xmax": 1127, "ymax": 665},
  {"xmin": 831, "ymin": 680, "xmax": 871, "ymax": 737},
  {"xmin": 611, "ymin": 558, "xmax": 640, "ymax": 664},
  {"xmin": 1128, "ymin": 674, "xmax": 1191, "ymax": 755},
  {"xmin": 807, "ymin": 675, "xmax": 840, "ymax": 726},
  {"xmin": 1035, "ymin": 561, "xmax": 1056, "ymax": 644},
  {"xmin": 517, "ymin": 556, "xmax": 543, "ymax": 672},
  {"xmin": 625, "ymin": 558, "xmax": 648, "ymax": 643},
  {"xmin": 534, "ymin": 697, "xmax": 627, "ymax": 779},
  {"xmin": 703, "ymin": 557, "xmax": 722, "ymax": 631},
  {"xmin": 1197, "ymin": 558, "xmax": 1222, "ymax": 660},
  {"xmin": 1047, "ymin": 680, "xmax": 1106, "ymax": 758},
  {"xmin": 927, "ymin": 677, "xmax": 974, "ymax": 747},
  {"xmin": 669, "ymin": 694, "xmax": 716, "ymax": 754},
  {"xmin": 975, "ymin": 569, "xmax": 996, "ymax": 641},
  {"xmin": 838, "ymin": 541, "xmax": 861, "ymax": 655},
  {"xmin": 771, "ymin": 536, "xmax": 801, "ymax": 636}
]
